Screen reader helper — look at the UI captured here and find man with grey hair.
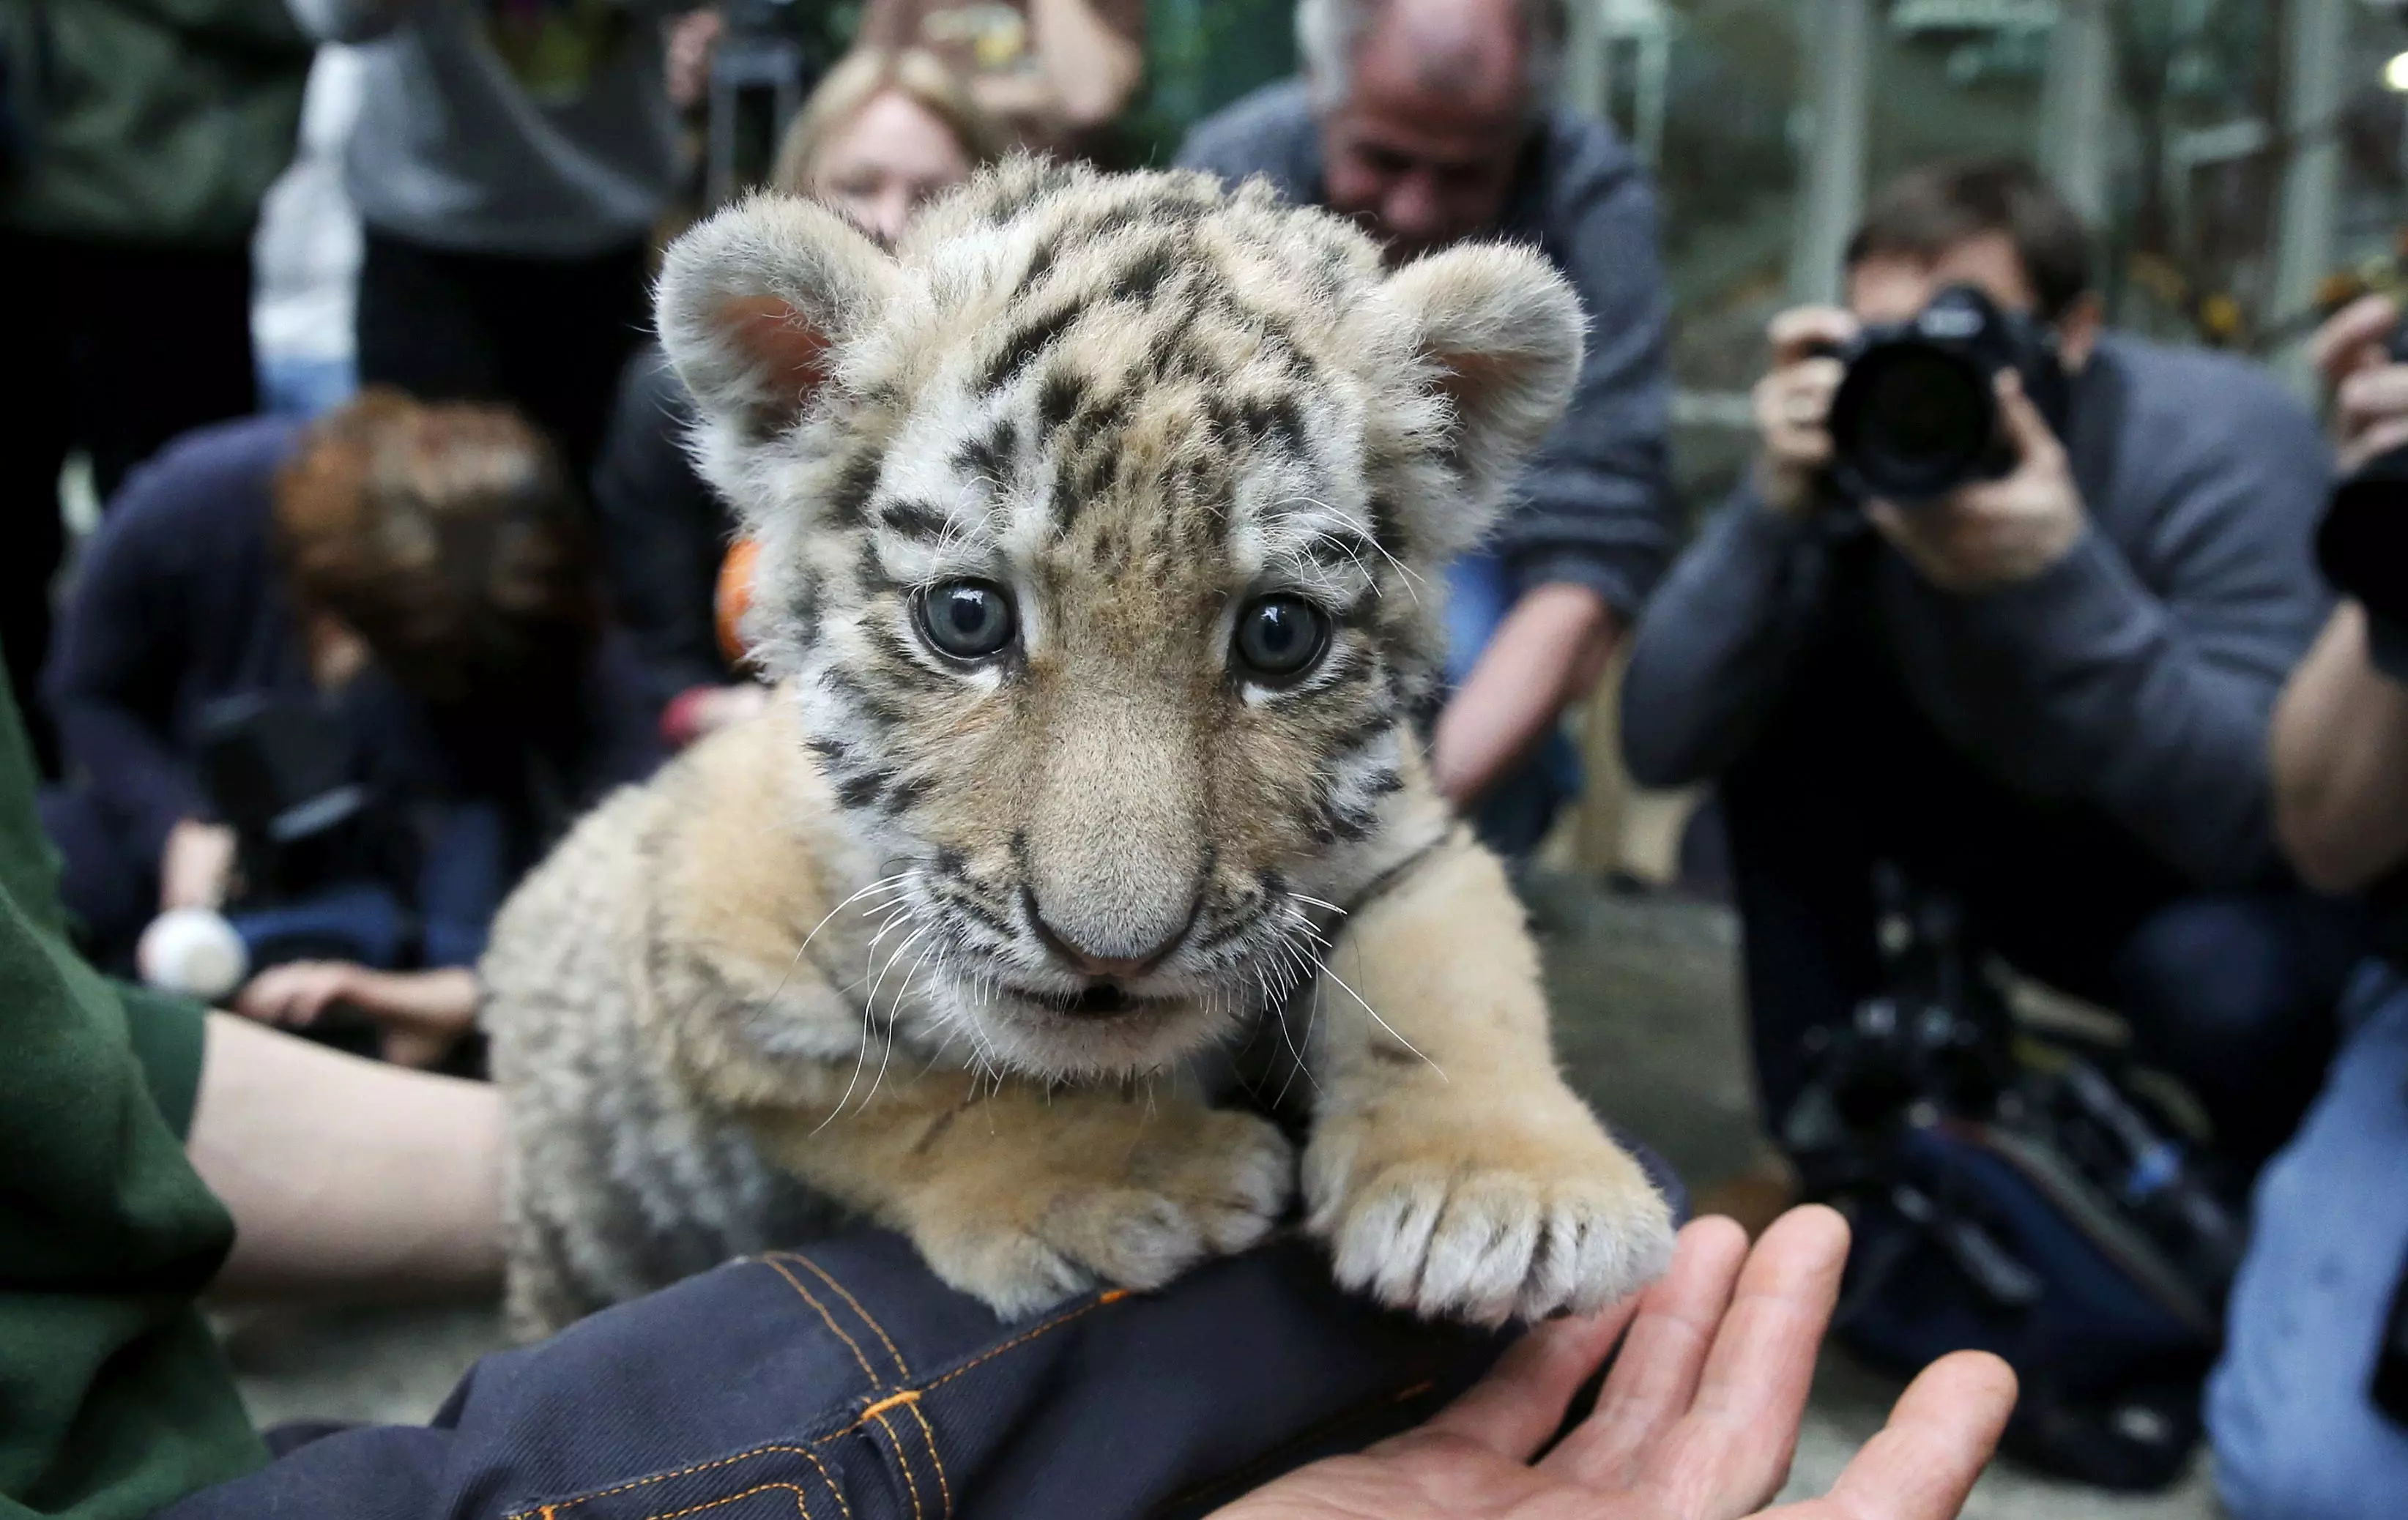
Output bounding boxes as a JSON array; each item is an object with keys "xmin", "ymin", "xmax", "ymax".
[{"xmin": 1179, "ymin": 0, "xmax": 1672, "ymax": 856}]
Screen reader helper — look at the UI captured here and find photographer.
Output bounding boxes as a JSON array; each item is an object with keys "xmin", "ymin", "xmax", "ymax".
[
  {"xmin": 2204, "ymin": 294, "xmax": 2408, "ymax": 1519},
  {"xmin": 1621, "ymin": 160, "xmax": 2352, "ymax": 1173}
]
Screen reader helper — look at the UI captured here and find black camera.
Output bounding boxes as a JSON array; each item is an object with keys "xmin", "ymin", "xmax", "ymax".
[
  {"xmin": 194, "ymin": 692, "xmax": 376, "ymax": 902},
  {"xmin": 1824, "ymin": 284, "xmax": 2072, "ymax": 504}
]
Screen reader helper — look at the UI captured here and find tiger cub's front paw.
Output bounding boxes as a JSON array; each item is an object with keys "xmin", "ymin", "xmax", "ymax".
[
  {"xmin": 912, "ymin": 1107, "xmax": 1295, "ymax": 1319},
  {"xmin": 1304, "ymin": 1103, "xmax": 1674, "ymax": 1325}
]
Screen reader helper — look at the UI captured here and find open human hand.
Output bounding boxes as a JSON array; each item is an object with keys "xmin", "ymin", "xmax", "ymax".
[{"xmin": 1214, "ymin": 1207, "xmax": 2015, "ymax": 1520}]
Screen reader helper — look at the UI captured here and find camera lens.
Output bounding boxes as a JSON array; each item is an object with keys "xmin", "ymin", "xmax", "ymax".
[{"xmin": 1829, "ymin": 345, "xmax": 1995, "ymax": 502}]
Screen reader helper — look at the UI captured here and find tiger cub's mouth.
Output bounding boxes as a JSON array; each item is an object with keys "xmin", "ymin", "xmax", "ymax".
[{"xmin": 1017, "ymin": 981, "xmax": 1178, "ymax": 1020}]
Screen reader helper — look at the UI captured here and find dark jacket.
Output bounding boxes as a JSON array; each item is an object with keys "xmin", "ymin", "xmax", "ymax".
[{"xmin": 1619, "ymin": 335, "xmax": 2335, "ymax": 888}]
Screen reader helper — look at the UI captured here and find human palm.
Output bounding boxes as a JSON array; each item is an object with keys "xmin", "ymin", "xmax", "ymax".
[{"xmin": 1218, "ymin": 1208, "xmax": 2016, "ymax": 1520}]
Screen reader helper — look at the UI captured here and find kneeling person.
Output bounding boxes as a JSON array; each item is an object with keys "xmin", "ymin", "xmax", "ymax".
[{"xmin": 1621, "ymin": 161, "xmax": 2352, "ymax": 1171}]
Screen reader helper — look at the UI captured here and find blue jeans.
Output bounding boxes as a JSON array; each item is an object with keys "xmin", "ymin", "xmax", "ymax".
[
  {"xmin": 166, "ymin": 1143, "xmax": 1686, "ymax": 1520},
  {"xmin": 1445, "ymin": 553, "xmax": 1580, "ymax": 860},
  {"xmin": 2207, "ymin": 963, "xmax": 2408, "ymax": 1519}
]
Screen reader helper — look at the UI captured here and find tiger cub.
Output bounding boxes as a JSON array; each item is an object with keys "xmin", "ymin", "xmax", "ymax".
[{"xmin": 481, "ymin": 160, "xmax": 1673, "ymax": 1339}]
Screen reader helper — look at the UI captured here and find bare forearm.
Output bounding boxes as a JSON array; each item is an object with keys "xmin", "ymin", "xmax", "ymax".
[
  {"xmin": 188, "ymin": 1013, "xmax": 504, "ymax": 1300},
  {"xmin": 1431, "ymin": 584, "xmax": 1618, "ymax": 808},
  {"xmin": 2271, "ymin": 602, "xmax": 2408, "ymax": 892}
]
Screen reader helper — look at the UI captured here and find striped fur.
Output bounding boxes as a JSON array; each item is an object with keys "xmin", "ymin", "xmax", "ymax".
[{"xmin": 483, "ymin": 163, "xmax": 1671, "ymax": 1337}]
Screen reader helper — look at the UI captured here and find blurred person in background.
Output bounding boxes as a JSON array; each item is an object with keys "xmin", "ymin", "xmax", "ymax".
[
  {"xmin": 0, "ymin": 0, "xmax": 313, "ymax": 774},
  {"xmin": 1619, "ymin": 161, "xmax": 2351, "ymax": 1177},
  {"xmin": 593, "ymin": 48, "xmax": 1005, "ymax": 745},
  {"xmin": 1178, "ymin": 0, "xmax": 1672, "ymax": 857},
  {"xmin": 2204, "ymin": 293, "xmax": 2408, "ymax": 1519},
  {"xmin": 286, "ymin": 0, "xmax": 691, "ymax": 483},
  {"xmin": 855, "ymin": 0, "xmax": 1143, "ymax": 160},
  {"xmin": 39, "ymin": 392, "xmax": 664, "ymax": 1068}
]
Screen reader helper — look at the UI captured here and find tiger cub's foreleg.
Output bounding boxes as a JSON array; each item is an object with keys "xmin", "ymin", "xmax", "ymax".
[
  {"xmin": 1301, "ymin": 831, "xmax": 1676, "ymax": 1323},
  {"xmin": 740, "ymin": 1068, "xmax": 1293, "ymax": 1319}
]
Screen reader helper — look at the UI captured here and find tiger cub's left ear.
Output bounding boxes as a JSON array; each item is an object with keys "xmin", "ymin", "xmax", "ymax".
[
  {"xmin": 655, "ymin": 192, "xmax": 904, "ymax": 442},
  {"xmin": 1380, "ymin": 242, "xmax": 1584, "ymax": 545}
]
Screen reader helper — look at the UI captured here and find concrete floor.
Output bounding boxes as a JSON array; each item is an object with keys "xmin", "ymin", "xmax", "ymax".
[{"xmin": 219, "ymin": 873, "xmax": 2225, "ymax": 1517}]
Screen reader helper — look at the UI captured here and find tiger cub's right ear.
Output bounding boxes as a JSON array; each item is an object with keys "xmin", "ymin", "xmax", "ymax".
[{"xmin": 655, "ymin": 193, "xmax": 902, "ymax": 441}]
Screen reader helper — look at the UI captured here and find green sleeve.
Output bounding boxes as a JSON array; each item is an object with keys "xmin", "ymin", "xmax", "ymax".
[
  {"xmin": 118, "ymin": 986, "xmax": 212, "ymax": 1144},
  {"xmin": 0, "ymin": 666, "xmax": 265, "ymax": 1520}
]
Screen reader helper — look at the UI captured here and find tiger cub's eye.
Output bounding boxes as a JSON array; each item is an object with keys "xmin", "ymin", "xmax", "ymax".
[
  {"xmin": 916, "ymin": 580, "xmax": 1017, "ymax": 661},
  {"xmin": 1232, "ymin": 595, "xmax": 1331, "ymax": 684}
]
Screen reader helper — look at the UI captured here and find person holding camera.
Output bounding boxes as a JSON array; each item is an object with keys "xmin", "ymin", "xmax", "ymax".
[
  {"xmin": 1621, "ymin": 160, "xmax": 2353, "ymax": 1175},
  {"xmin": 2200, "ymin": 293, "xmax": 2408, "ymax": 1519}
]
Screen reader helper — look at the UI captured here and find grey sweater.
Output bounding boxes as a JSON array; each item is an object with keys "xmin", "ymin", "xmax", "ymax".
[
  {"xmin": 1620, "ymin": 334, "xmax": 2334, "ymax": 889},
  {"xmin": 289, "ymin": 0, "xmax": 680, "ymax": 258},
  {"xmin": 1178, "ymin": 80, "xmax": 1673, "ymax": 616}
]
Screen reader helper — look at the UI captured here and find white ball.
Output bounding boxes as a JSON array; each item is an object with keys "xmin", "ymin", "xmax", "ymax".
[{"xmin": 137, "ymin": 908, "xmax": 250, "ymax": 1002}]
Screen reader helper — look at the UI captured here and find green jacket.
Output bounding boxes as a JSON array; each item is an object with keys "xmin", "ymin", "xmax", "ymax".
[
  {"xmin": 0, "ymin": 657, "xmax": 265, "ymax": 1520},
  {"xmin": 1, "ymin": 0, "xmax": 313, "ymax": 245}
]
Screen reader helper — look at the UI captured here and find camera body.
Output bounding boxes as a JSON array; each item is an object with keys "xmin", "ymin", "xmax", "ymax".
[
  {"xmin": 1824, "ymin": 283, "xmax": 2071, "ymax": 504},
  {"xmin": 194, "ymin": 692, "xmax": 377, "ymax": 903}
]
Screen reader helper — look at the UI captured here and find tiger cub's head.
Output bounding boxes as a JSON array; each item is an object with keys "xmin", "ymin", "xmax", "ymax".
[{"xmin": 658, "ymin": 160, "xmax": 1580, "ymax": 1078}]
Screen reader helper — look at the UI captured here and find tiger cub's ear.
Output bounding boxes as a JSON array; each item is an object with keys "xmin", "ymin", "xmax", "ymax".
[
  {"xmin": 655, "ymin": 193, "xmax": 903, "ymax": 442},
  {"xmin": 1379, "ymin": 242, "xmax": 1585, "ymax": 559}
]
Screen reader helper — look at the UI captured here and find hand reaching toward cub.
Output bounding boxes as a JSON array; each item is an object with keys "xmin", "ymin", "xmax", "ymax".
[{"xmin": 1215, "ymin": 1207, "xmax": 2017, "ymax": 1520}]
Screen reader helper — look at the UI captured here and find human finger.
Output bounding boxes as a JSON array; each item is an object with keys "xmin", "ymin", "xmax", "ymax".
[
  {"xmin": 2313, "ymin": 294, "xmax": 2399, "ymax": 389},
  {"xmin": 2343, "ymin": 415, "xmax": 2408, "ymax": 474},
  {"xmin": 1412, "ymin": 1292, "xmax": 1645, "ymax": 1458},
  {"xmin": 1755, "ymin": 364, "xmax": 1840, "ymax": 468},
  {"xmin": 286, "ymin": 967, "xmax": 357, "ymax": 1026},
  {"xmin": 231, "ymin": 972, "xmax": 287, "ymax": 1024},
  {"xmin": 1990, "ymin": 371, "xmax": 2062, "ymax": 471},
  {"xmin": 1545, "ymin": 1215, "xmax": 1751, "ymax": 1487},
  {"xmin": 2336, "ymin": 365, "xmax": 2408, "ymax": 431},
  {"xmin": 1630, "ymin": 1205, "xmax": 1851, "ymax": 1518},
  {"xmin": 1767, "ymin": 307, "xmax": 1860, "ymax": 366},
  {"xmin": 1802, "ymin": 1352, "xmax": 2016, "ymax": 1520}
]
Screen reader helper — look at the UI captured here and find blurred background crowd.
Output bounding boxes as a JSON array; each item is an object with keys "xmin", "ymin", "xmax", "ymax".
[{"xmin": 11, "ymin": 1, "xmax": 2408, "ymax": 1517}]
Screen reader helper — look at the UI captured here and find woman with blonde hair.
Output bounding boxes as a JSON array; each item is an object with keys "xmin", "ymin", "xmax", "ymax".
[
  {"xmin": 773, "ymin": 48, "xmax": 1008, "ymax": 245},
  {"xmin": 592, "ymin": 50, "xmax": 1005, "ymax": 745}
]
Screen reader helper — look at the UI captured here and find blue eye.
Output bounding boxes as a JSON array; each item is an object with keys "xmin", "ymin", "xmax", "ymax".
[
  {"xmin": 917, "ymin": 580, "xmax": 1017, "ymax": 661},
  {"xmin": 1233, "ymin": 595, "xmax": 1330, "ymax": 683}
]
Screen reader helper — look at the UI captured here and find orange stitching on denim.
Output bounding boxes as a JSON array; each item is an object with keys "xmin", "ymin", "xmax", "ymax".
[
  {"xmin": 506, "ymin": 1287, "xmax": 1132, "ymax": 1520},
  {"xmin": 867, "ymin": 1412, "xmax": 924, "ymax": 1520},
  {"xmin": 796, "ymin": 1450, "xmax": 853, "ymax": 1520},
  {"xmin": 506, "ymin": 1445, "xmax": 826, "ymax": 1518},
  {"xmin": 630, "ymin": 1480, "xmax": 812, "ymax": 1520},
  {"xmin": 762, "ymin": 1257, "xmax": 882, "ymax": 1390},
  {"xmin": 859, "ymin": 1390, "xmax": 920, "ymax": 1420},
  {"xmin": 902, "ymin": 1396, "xmax": 953, "ymax": 1519},
  {"xmin": 919, "ymin": 1288, "xmax": 1131, "ymax": 1394},
  {"xmin": 778, "ymin": 1252, "xmax": 910, "ymax": 1380}
]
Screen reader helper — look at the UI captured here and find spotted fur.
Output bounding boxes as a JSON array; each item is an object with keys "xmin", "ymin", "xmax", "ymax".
[{"xmin": 483, "ymin": 161, "xmax": 1673, "ymax": 1338}]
